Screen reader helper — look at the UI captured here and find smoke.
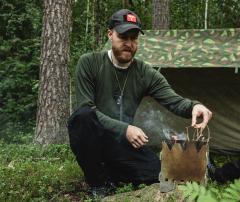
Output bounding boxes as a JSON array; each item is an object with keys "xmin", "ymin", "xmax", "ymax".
[
  {"xmin": 135, "ymin": 107, "xmax": 186, "ymax": 141},
  {"xmin": 135, "ymin": 108, "xmax": 170, "ymax": 139}
]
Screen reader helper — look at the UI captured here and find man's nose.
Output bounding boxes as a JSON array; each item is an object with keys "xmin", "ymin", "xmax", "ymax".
[{"xmin": 124, "ymin": 38, "xmax": 133, "ymax": 46}]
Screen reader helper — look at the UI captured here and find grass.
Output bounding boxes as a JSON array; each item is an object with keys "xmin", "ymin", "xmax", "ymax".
[
  {"xmin": 0, "ymin": 139, "xmax": 238, "ymax": 202},
  {"xmin": 0, "ymin": 141, "xmax": 89, "ymax": 202}
]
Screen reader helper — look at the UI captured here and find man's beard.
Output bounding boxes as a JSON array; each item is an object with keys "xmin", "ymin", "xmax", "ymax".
[{"xmin": 112, "ymin": 46, "xmax": 137, "ymax": 64}]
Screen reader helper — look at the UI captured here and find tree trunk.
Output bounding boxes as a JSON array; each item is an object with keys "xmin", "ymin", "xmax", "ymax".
[
  {"xmin": 122, "ymin": 0, "xmax": 133, "ymax": 8},
  {"xmin": 152, "ymin": 0, "xmax": 170, "ymax": 29},
  {"xmin": 35, "ymin": 0, "xmax": 72, "ymax": 145},
  {"xmin": 95, "ymin": 0, "xmax": 101, "ymax": 47}
]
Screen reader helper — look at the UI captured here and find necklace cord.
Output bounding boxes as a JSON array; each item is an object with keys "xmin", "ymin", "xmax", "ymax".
[
  {"xmin": 113, "ymin": 68, "xmax": 130, "ymax": 95},
  {"xmin": 111, "ymin": 51, "xmax": 131, "ymax": 121}
]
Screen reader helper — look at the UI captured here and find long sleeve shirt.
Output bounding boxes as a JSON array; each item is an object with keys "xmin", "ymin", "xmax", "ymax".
[{"xmin": 75, "ymin": 51, "xmax": 199, "ymax": 141}]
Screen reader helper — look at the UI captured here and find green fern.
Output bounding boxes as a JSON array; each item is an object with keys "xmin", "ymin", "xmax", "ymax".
[
  {"xmin": 221, "ymin": 179, "xmax": 240, "ymax": 202},
  {"xmin": 179, "ymin": 182, "xmax": 202, "ymax": 201},
  {"xmin": 178, "ymin": 179, "xmax": 240, "ymax": 202}
]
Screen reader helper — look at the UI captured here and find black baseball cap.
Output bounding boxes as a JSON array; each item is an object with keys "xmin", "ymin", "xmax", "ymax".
[{"xmin": 108, "ymin": 9, "xmax": 144, "ymax": 35}]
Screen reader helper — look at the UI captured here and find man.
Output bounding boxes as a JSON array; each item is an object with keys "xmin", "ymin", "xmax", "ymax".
[{"xmin": 68, "ymin": 9, "xmax": 212, "ymax": 197}]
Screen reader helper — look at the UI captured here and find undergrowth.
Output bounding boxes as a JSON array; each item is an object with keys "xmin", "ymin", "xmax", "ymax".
[
  {"xmin": 179, "ymin": 180, "xmax": 240, "ymax": 202},
  {"xmin": 0, "ymin": 141, "xmax": 87, "ymax": 202},
  {"xmin": 0, "ymin": 140, "xmax": 239, "ymax": 202}
]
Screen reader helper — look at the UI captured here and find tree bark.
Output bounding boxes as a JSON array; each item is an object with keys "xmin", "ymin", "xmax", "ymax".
[
  {"xmin": 152, "ymin": 0, "xmax": 170, "ymax": 29},
  {"xmin": 122, "ymin": 0, "xmax": 133, "ymax": 8},
  {"xmin": 35, "ymin": 0, "xmax": 72, "ymax": 145},
  {"xmin": 95, "ymin": 0, "xmax": 101, "ymax": 47}
]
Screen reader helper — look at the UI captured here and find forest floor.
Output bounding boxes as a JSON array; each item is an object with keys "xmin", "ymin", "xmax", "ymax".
[{"xmin": 0, "ymin": 141, "xmax": 238, "ymax": 202}]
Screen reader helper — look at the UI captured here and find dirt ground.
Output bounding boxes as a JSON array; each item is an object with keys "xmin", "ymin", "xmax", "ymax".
[{"xmin": 102, "ymin": 183, "xmax": 184, "ymax": 202}]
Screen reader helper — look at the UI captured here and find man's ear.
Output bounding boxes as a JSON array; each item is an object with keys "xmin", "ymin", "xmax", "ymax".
[{"xmin": 107, "ymin": 29, "xmax": 113, "ymax": 41}]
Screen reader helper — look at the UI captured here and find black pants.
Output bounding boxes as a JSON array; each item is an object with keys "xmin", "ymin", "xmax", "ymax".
[
  {"xmin": 67, "ymin": 106, "xmax": 160, "ymax": 187},
  {"xmin": 212, "ymin": 160, "xmax": 240, "ymax": 183}
]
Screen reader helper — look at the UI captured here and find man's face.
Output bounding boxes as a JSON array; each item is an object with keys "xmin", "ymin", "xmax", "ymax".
[{"xmin": 108, "ymin": 29, "xmax": 139, "ymax": 63}]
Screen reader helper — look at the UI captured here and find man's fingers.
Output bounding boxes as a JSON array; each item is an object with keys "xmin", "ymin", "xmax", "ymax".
[
  {"xmin": 131, "ymin": 135, "xmax": 148, "ymax": 148},
  {"xmin": 203, "ymin": 111, "xmax": 209, "ymax": 124},
  {"xmin": 139, "ymin": 134, "xmax": 148, "ymax": 143},
  {"xmin": 132, "ymin": 143, "xmax": 138, "ymax": 148},
  {"xmin": 191, "ymin": 112, "xmax": 197, "ymax": 127},
  {"xmin": 132, "ymin": 139, "xmax": 142, "ymax": 147},
  {"xmin": 133, "ymin": 130, "xmax": 148, "ymax": 146},
  {"xmin": 194, "ymin": 115, "xmax": 211, "ymax": 128},
  {"xmin": 202, "ymin": 110, "xmax": 212, "ymax": 127},
  {"xmin": 126, "ymin": 125, "xmax": 149, "ymax": 149},
  {"xmin": 208, "ymin": 110, "xmax": 213, "ymax": 119},
  {"xmin": 194, "ymin": 110, "xmax": 212, "ymax": 129},
  {"xmin": 138, "ymin": 129, "xmax": 148, "ymax": 141},
  {"xmin": 143, "ymin": 133, "xmax": 148, "ymax": 139},
  {"xmin": 132, "ymin": 141, "xmax": 141, "ymax": 148},
  {"xmin": 191, "ymin": 104, "xmax": 213, "ymax": 128},
  {"xmin": 133, "ymin": 137, "xmax": 145, "ymax": 147},
  {"xmin": 194, "ymin": 122, "xmax": 206, "ymax": 129}
]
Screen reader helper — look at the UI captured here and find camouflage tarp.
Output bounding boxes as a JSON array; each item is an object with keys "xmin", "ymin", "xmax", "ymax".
[{"xmin": 104, "ymin": 28, "xmax": 240, "ymax": 67}]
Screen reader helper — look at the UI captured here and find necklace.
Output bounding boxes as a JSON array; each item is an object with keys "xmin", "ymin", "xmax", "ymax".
[
  {"xmin": 113, "ymin": 68, "xmax": 130, "ymax": 121},
  {"xmin": 111, "ymin": 52, "xmax": 131, "ymax": 121},
  {"xmin": 113, "ymin": 67, "xmax": 130, "ymax": 105}
]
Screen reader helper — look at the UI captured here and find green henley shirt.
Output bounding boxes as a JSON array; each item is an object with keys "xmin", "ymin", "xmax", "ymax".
[{"xmin": 75, "ymin": 51, "xmax": 199, "ymax": 141}]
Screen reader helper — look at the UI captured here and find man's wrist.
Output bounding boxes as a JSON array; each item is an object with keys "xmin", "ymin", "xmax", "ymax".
[{"xmin": 192, "ymin": 101, "xmax": 201, "ymax": 109}]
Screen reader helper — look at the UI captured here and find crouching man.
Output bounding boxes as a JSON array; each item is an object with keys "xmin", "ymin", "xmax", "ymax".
[{"xmin": 68, "ymin": 9, "xmax": 212, "ymax": 198}]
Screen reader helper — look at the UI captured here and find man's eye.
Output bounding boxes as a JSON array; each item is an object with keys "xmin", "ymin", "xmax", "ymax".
[
  {"xmin": 117, "ymin": 34, "xmax": 138, "ymax": 41},
  {"xmin": 119, "ymin": 35, "xmax": 127, "ymax": 40}
]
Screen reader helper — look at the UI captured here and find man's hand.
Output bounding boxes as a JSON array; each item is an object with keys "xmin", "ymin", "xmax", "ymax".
[
  {"xmin": 192, "ymin": 104, "xmax": 212, "ymax": 129},
  {"xmin": 126, "ymin": 125, "xmax": 148, "ymax": 149}
]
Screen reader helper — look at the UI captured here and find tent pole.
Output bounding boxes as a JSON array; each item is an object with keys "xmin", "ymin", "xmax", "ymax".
[
  {"xmin": 235, "ymin": 67, "xmax": 239, "ymax": 74},
  {"xmin": 157, "ymin": 67, "xmax": 162, "ymax": 72}
]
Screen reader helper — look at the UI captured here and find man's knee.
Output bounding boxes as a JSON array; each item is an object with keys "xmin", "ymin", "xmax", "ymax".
[
  {"xmin": 68, "ymin": 106, "xmax": 96, "ymax": 152},
  {"xmin": 67, "ymin": 106, "xmax": 95, "ymax": 129}
]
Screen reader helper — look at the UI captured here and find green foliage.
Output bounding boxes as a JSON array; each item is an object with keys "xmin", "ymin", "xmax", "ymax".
[
  {"xmin": 179, "ymin": 180, "xmax": 240, "ymax": 202},
  {"xmin": 0, "ymin": 128, "xmax": 34, "ymax": 144},
  {"xmin": 170, "ymin": 0, "xmax": 205, "ymax": 29},
  {"xmin": 210, "ymin": 153, "xmax": 240, "ymax": 168},
  {"xmin": 170, "ymin": 0, "xmax": 240, "ymax": 29},
  {"xmin": 116, "ymin": 183, "xmax": 135, "ymax": 194},
  {"xmin": 0, "ymin": 142, "xmax": 86, "ymax": 201},
  {"xmin": 1, "ymin": 0, "xmax": 240, "ymax": 142},
  {"xmin": 0, "ymin": 0, "xmax": 42, "ymax": 139},
  {"xmin": 209, "ymin": 0, "xmax": 240, "ymax": 28},
  {"xmin": 115, "ymin": 182, "xmax": 146, "ymax": 194},
  {"xmin": 0, "ymin": 141, "xmax": 238, "ymax": 201}
]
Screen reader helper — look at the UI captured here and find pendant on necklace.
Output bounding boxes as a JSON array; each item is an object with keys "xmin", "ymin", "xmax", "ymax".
[{"xmin": 117, "ymin": 95, "xmax": 122, "ymax": 105}]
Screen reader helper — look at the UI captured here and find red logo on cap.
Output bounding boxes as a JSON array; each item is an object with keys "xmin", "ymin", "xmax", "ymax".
[{"xmin": 127, "ymin": 14, "xmax": 137, "ymax": 23}]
